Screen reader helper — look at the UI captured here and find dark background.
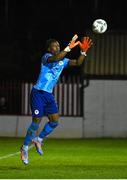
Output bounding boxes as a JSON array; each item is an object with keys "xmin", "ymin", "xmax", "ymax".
[{"xmin": 0, "ymin": 0, "xmax": 127, "ymax": 81}]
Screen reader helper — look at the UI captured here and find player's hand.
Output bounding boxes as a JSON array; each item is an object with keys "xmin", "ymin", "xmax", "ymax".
[
  {"xmin": 79, "ymin": 37, "xmax": 93, "ymax": 52},
  {"xmin": 69, "ymin": 34, "xmax": 79, "ymax": 49}
]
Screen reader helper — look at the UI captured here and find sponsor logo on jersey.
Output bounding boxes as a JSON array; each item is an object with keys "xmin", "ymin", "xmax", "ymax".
[
  {"xmin": 34, "ymin": 109, "xmax": 39, "ymax": 115},
  {"xmin": 59, "ymin": 61, "xmax": 63, "ymax": 65}
]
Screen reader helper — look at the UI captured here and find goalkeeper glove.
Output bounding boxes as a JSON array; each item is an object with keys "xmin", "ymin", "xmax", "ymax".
[
  {"xmin": 79, "ymin": 37, "xmax": 93, "ymax": 56},
  {"xmin": 64, "ymin": 34, "xmax": 79, "ymax": 52}
]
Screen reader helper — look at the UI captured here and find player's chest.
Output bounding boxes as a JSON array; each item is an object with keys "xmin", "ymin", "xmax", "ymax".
[
  {"xmin": 50, "ymin": 61, "xmax": 64, "ymax": 75},
  {"xmin": 51, "ymin": 61, "xmax": 64, "ymax": 70}
]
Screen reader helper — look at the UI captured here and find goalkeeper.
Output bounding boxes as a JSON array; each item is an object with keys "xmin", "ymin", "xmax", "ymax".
[{"xmin": 20, "ymin": 35, "xmax": 93, "ymax": 165}]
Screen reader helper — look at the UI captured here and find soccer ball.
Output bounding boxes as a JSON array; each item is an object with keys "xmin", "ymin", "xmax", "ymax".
[{"xmin": 92, "ymin": 19, "xmax": 107, "ymax": 34}]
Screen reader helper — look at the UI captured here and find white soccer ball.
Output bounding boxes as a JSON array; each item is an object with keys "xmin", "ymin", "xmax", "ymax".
[{"xmin": 92, "ymin": 19, "xmax": 107, "ymax": 34}]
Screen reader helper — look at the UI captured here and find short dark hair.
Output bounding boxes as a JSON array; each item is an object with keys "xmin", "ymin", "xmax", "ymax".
[{"xmin": 45, "ymin": 39, "xmax": 57, "ymax": 50}]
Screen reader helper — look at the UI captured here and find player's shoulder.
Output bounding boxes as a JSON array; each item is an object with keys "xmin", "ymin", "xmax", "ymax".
[
  {"xmin": 42, "ymin": 52, "xmax": 53, "ymax": 59},
  {"xmin": 41, "ymin": 52, "xmax": 53, "ymax": 64}
]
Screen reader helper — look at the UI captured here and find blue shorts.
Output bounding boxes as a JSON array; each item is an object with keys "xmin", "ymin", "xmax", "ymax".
[{"xmin": 30, "ymin": 87, "xmax": 59, "ymax": 118}]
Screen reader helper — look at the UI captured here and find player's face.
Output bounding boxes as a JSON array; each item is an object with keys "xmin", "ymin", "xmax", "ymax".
[{"xmin": 49, "ymin": 41, "xmax": 60, "ymax": 55}]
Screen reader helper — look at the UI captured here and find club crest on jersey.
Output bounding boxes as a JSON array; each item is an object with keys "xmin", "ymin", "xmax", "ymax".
[
  {"xmin": 59, "ymin": 61, "xmax": 63, "ymax": 65},
  {"xmin": 34, "ymin": 109, "xmax": 39, "ymax": 115}
]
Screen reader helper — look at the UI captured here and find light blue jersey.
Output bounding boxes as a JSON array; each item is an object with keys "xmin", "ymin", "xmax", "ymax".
[{"xmin": 34, "ymin": 53, "xmax": 69, "ymax": 93}]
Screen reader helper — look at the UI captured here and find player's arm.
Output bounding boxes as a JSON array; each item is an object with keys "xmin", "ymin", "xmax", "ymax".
[
  {"xmin": 69, "ymin": 37, "xmax": 93, "ymax": 66},
  {"xmin": 48, "ymin": 50, "xmax": 68, "ymax": 62},
  {"xmin": 69, "ymin": 55, "xmax": 86, "ymax": 66},
  {"xmin": 48, "ymin": 34, "xmax": 79, "ymax": 63}
]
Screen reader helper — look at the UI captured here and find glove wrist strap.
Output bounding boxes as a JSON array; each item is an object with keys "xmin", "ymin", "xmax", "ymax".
[
  {"xmin": 80, "ymin": 51, "xmax": 87, "ymax": 56},
  {"xmin": 64, "ymin": 46, "xmax": 71, "ymax": 52}
]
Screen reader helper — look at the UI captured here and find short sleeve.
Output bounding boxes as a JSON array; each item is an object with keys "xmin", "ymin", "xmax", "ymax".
[
  {"xmin": 63, "ymin": 58, "xmax": 70, "ymax": 68},
  {"xmin": 41, "ymin": 53, "xmax": 52, "ymax": 64}
]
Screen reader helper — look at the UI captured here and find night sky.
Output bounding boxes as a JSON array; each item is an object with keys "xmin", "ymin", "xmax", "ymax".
[{"xmin": 0, "ymin": 0, "xmax": 127, "ymax": 80}]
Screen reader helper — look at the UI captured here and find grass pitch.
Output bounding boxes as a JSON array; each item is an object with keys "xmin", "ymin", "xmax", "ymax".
[{"xmin": 0, "ymin": 138, "xmax": 127, "ymax": 179}]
